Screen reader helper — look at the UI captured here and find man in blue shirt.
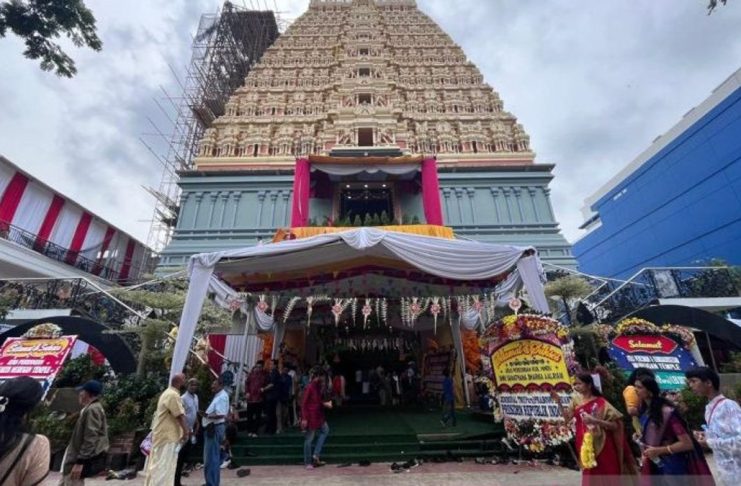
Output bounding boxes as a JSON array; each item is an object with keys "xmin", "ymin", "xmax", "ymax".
[
  {"xmin": 440, "ymin": 368, "xmax": 456, "ymax": 427},
  {"xmin": 202, "ymin": 376, "xmax": 229, "ymax": 486}
]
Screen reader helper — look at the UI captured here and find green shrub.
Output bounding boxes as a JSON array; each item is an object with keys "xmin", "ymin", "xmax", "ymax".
[
  {"xmin": 29, "ymin": 405, "xmax": 75, "ymax": 452},
  {"xmin": 679, "ymin": 387, "xmax": 707, "ymax": 431},
  {"xmin": 54, "ymin": 354, "xmax": 109, "ymax": 388}
]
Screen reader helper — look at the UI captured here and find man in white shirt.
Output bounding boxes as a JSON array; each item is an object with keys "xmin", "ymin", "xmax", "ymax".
[
  {"xmin": 175, "ymin": 378, "xmax": 199, "ymax": 486},
  {"xmin": 202, "ymin": 376, "xmax": 229, "ymax": 486},
  {"xmin": 686, "ymin": 367, "xmax": 741, "ymax": 486}
]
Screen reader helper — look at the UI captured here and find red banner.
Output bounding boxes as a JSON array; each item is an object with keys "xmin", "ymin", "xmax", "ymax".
[
  {"xmin": 0, "ymin": 336, "xmax": 77, "ymax": 383},
  {"xmin": 611, "ymin": 335, "xmax": 678, "ymax": 355}
]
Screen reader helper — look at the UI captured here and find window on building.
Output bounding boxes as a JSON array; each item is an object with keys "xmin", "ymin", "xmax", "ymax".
[
  {"xmin": 339, "ymin": 184, "xmax": 394, "ymax": 223},
  {"xmin": 358, "ymin": 128, "xmax": 374, "ymax": 146},
  {"xmin": 358, "ymin": 93, "xmax": 372, "ymax": 104},
  {"xmin": 359, "ymin": 48, "xmax": 369, "ymax": 56},
  {"xmin": 359, "ymin": 68, "xmax": 371, "ymax": 77}
]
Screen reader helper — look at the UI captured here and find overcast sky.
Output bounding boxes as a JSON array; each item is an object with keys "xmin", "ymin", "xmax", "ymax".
[{"xmin": 1, "ymin": 0, "xmax": 739, "ymax": 248}]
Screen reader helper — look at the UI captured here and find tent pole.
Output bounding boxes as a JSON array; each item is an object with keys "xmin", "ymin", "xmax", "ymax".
[
  {"xmin": 452, "ymin": 315, "xmax": 470, "ymax": 407},
  {"xmin": 234, "ymin": 305, "xmax": 255, "ymax": 403},
  {"xmin": 271, "ymin": 321, "xmax": 285, "ymax": 359}
]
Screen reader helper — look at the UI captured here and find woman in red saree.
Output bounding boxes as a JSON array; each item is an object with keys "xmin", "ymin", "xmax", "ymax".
[{"xmin": 552, "ymin": 373, "xmax": 637, "ymax": 486}]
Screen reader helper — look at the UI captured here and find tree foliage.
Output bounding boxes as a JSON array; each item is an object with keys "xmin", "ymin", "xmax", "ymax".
[
  {"xmin": 0, "ymin": 0, "xmax": 102, "ymax": 77},
  {"xmin": 110, "ymin": 280, "xmax": 233, "ymax": 376},
  {"xmin": 707, "ymin": 0, "xmax": 728, "ymax": 14},
  {"xmin": 545, "ymin": 275, "xmax": 594, "ymax": 321}
]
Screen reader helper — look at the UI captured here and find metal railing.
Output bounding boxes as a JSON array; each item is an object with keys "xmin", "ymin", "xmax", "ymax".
[
  {"xmin": 0, "ymin": 220, "xmax": 138, "ymax": 282},
  {"xmin": 0, "ymin": 277, "xmax": 146, "ymax": 327},
  {"xmin": 582, "ymin": 266, "xmax": 741, "ymax": 323}
]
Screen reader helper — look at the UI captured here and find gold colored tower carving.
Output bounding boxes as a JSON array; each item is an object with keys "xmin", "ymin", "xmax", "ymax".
[{"xmin": 195, "ymin": 0, "xmax": 534, "ymax": 171}]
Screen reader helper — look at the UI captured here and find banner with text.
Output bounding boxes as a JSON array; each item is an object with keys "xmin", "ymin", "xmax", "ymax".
[
  {"xmin": 608, "ymin": 334, "xmax": 697, "ymax": 391},
  {"xmin": 0, "ymin": 336, "xmax": 77, "ymax": 397},
  {"xmin": 491, "ymin": 338, "xmax": 571, "ymax": 421}
]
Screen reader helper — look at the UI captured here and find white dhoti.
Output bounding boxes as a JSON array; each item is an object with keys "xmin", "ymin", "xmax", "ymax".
[{"xmin": 143, "ymin": 442, "xmax": 179, "ymax": 486}]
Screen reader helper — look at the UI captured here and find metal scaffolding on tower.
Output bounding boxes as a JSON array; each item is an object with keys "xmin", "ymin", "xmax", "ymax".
[{"xmin": 145, "ymin": 1, "xmax": 279, "ymax": 253}]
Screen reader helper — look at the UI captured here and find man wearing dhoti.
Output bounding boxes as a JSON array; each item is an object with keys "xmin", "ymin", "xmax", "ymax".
[{"xmin": 143, "ymin": 373, "xmax": 189, "ymax": 486}]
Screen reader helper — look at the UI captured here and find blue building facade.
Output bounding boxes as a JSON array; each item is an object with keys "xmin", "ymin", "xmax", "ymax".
[{"xmin": 574, "ymin": 69, "xmax": 741, "ymax": 278}]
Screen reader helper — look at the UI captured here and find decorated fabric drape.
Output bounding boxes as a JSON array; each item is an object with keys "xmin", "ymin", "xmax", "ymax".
[
  {"xmin": 117, "ymin": 238, "xmax": 137, "ymax": 282},
  {"xmin": 14, "ymin": 181, "xmax": 53, "ymax": 236},
  {"xmin": 0, "ymin": 172, "xmax": 29, "ymax": 229},
  {"xmin": 64, "ymin": 212, "xmax": 93, "ymax": 264},
  {"xmin": 207, "ymin": 334, "xmax": 228, "ymax": 374},
  {"xmin": 34, "ymin": 195, "xmax": 65, "ymax": 250},
  {"xmin": 290, "ymin": 158, "xmax": 311, "ymax": 227},
  {"xmin": 169, "ymin": 228, "xmax": 550, "ymax": 379},
  {"xmin": 421, "ymin": 158, "xmax": 444, "ymax": 226},
  {"xmin": 92, "ymin": 226, "xmax": 116, "ymax": 276}
]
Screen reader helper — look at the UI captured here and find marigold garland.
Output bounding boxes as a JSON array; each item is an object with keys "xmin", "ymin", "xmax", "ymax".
[{"xmin": 580, "ymin": 430, "xmax": 598, "ymax": 469}]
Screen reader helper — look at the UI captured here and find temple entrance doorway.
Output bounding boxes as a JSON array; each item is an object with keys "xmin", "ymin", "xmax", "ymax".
[{"xmin": 309, "ymin": 324, "xmax": 420, "ymax": 406}]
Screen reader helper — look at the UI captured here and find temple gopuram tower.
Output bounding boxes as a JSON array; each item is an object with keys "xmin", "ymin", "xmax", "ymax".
[{"xmin": 159, "ymin": 0, "xmax": 575, "ymax": 271}]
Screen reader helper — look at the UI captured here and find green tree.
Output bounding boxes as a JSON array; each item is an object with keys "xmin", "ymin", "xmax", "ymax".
[
  {"xmin": 111, "ymin": 280, "xmax": 232, "ymax": 377},
  {"xmin": 0, "ymin": 0, "xmax": 102, "ymax": 77},
  {"xmin": 707, "ymin": 0, "xmax": 728, "ymax": 14},
  {"xmin": 380, "ymin": 210, "xmax": 390, "ymax": 225},
  {"xmin": 545, "ymin": 275, "xmax": 594, "ymax": 324}
]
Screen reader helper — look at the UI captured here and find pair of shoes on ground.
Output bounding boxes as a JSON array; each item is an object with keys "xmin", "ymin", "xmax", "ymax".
[
  {"xmin": 390, "ymin": 458, "xmax": 419, "ymax": 473},
  {"xmin": 313, "ymin": 456, "xmax": 326, "ymax": 467},
  {"xmin": 247, "ymin": 433, "xmax": 258, "ymax": 438}
]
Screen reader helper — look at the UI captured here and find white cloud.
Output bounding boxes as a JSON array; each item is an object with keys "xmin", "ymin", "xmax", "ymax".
[{"xmin": 1, "ymin": 0, "xmax": 739, "ymax": 248}]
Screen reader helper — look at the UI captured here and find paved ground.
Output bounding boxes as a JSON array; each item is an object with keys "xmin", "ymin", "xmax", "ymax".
[
  {"xmin": 43, "ymin": 462, "xmax": 583, "ymax": 485},
  {"xmin": 41, "ymin": 455, "xmax": 721, "ymax": 486}
]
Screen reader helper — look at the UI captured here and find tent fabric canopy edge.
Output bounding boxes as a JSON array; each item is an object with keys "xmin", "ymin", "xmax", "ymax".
[{"xmin": 169, "ymin": 227, "xmax": 549, "ymax": 380}]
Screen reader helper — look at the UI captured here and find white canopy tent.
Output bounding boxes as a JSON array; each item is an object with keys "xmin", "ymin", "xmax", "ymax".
[{"xmin": 169, "ymin": 227, "xmax": 550, "ymax": 382}]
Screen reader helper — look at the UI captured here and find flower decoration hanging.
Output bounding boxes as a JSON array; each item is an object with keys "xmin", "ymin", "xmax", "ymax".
[
  {"xmin": 401, "ymin": 297, "xmax": 428, "ymax": 327},
  {"xmin": 351, "ymin": 298, "xmax": 358, "ymax": 327},
  {"xmin": 380, "ymin": 298, "xmax": 388, "ymax": 326},
  {"xmin": 362, "ymin": 299, "xmax": 373, "ymax": 328},
  {"xmin": 227, "ymin": 298, "xmax": 243, "ymax": 312},
  {"xmin": 429, "ymin": 296, "xmax": 441, "ymax": 334},
  {"xmin": 331, "ymin": 298, "xmax": 351, "ymax": 326},
  {"xmin": 282, "ymin": 297, "xmax": 301, "ymax": 323},
  {"xmin": 256, "ymin": 294, "xmax": 270, "ymax": 314}
]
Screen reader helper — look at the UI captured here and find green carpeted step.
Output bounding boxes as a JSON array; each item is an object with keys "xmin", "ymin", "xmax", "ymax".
[{"xmin": 227, "ymin": 408, "xmax": 506, "ymax": 465}]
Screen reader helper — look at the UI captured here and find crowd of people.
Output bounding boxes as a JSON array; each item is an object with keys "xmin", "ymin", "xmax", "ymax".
[
  {"xmin": 0, "ymin": 360, "xmax": 738, "ymax": 486},
  {"xmin": 550, "ymin": 366, "xmax": 740, "ymax": 486}
]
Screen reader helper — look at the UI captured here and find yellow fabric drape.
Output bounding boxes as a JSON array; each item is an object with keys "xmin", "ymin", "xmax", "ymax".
[{"xmin": 273, "ymin": 225, "xmax": 454, "ymax": 242}]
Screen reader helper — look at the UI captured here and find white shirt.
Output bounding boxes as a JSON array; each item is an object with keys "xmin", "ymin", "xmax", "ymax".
[
  {"xmin": 704, "ymin": 394, "xmax": 741, "ymax": 486},
  {"xmin": 181, "ymin": 391, "xmax": 199, "ymax": 432},
  {"xmin": 202, "ymin": 390, "xmax": 229, "ymax": 427}
]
